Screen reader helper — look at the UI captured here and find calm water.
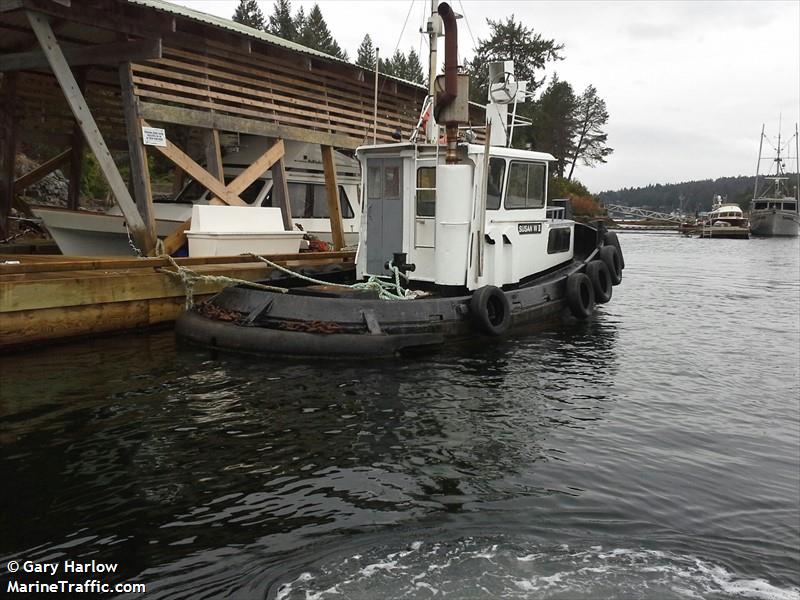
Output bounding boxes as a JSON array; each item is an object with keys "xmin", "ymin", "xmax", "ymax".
[{"xmin": 1, "ymin": 233, "xmax": 798, "ymax": 599}]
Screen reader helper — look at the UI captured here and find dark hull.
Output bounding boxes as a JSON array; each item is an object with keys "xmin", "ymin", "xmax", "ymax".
[
  {"xmin": 176, "ymin": 266, "xmax": 575, "ymax": 357},
  {"xmin": 175, "ymin": 224, "xmax": 620, "ymax": 357}
]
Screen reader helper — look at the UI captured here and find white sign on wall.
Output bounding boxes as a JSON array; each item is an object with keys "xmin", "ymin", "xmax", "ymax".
[{"xmin": 141, "ymin": 126, "xmax": 167, "ymax": 147}]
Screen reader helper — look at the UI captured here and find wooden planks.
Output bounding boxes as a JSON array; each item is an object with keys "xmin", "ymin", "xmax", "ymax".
[
  {"xmin": 0, "ymin": 38, "xmax": 163, "ymax": 72},
  {"xmin": 0, "ymin": 251, "xmax": 355, "ymax": 348}
]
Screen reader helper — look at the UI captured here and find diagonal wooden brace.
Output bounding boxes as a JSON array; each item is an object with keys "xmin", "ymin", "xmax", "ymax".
[{"xmin": 26, "ymin": 11, "xmax": 153, "ymax": 254}]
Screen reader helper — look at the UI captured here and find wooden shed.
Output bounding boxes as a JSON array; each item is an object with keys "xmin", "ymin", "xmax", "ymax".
[{"xmin": 0, "ymin": 0, "xmax": 440, "ymax": 253}]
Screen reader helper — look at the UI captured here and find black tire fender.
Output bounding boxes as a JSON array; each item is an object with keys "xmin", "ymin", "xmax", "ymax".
[
  {"xmin": 599, "ymin": 245, "xmax": 623, "ymax": 285},
  {"xmin": 604, "ymin": 231, "xmax": 625, "ymax": 269},
  {"xmin": 586, "ymin": 260, "xmax": 613, "ymax": 304},
  {"xmin": 470, "ymin": 285, "xmax": 511, "ymax": 335},
  {"xmin": 566, "ymin": 272, "xmax": 595, "ymax": 319}
]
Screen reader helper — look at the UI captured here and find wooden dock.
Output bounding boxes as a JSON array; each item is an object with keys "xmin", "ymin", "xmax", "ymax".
[{"xmin": 0, "ymin": 251, "xmax": 354, "ymax": 350}]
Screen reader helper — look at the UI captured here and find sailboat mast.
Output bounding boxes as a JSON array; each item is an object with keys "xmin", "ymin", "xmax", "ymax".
[
  {"xmin": 796, "ymin": 123, "xmax": 799, "ymax": 201},
  {"xmin": 754, "ymin": 123, "xmax": 764, "ymax": 199}
]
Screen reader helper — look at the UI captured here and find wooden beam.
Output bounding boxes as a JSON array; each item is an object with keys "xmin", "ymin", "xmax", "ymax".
[
  {"xmin": 271, "ymin": 157, "xmax": 293, "ymax": 231},
  {"xmin": 139, "ymin": 103, "xmax": 360, "ymax": 150},
  {"xmin": 26, "ymin": 11, "xmax": 149, "ymax": 249},
  {"xmin": 20, "ymin": 0, "xmax": 173, "ymax": 39},
  {"xmin": 0, "ymin": 251, "xmax": 354, "ymax": 275},
  {"xmin": 67, "ymin": 67, "xmax": 86, "ymax": 210},
  {"xmin": 227, "ymin": 138, "xmax": 284, "ymax": 195},
  {"xmin": 0, "ymin": 1, "xmax": 24, "ymax": 13},
  {"xmin": 159, "ymin": 137, "xmax": 287, "ymax": 252},
  {"xmin": 119, "ymin": 62, "xmax": 156, "ymax": 254},
  {"xmin": 0, "ymin": 38, "xmax": 163, "ymax": 72},
  {"xmin": 145, "ymin": 126, "xmax": 245, "ymax": 207},
  {"xmin": 203, "ymin": 128, "xmax": 224, "ymax": 202},
  {"xmin": 161, "ymin": 219, "xmax": 192, "ymax": 256},
  {"xmin": 321, "ymin": 145, "xmax": 345, "ymax": 251},
  {"xmin": 0, "ymin": 72, "xmax": 18, "ymax": 239},
  {"xmin": 14, "ymin": 148, "xmax": 71, "ymax": 192}
]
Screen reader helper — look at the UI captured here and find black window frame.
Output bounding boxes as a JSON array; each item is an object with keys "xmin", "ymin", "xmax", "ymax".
[
  {"xmin": 486, "ymin": 157, "xmax": 506, "ymax": 210},
  {"xmin": 504, "ymin": 160, "xmax": 546, "ymax": 210}
]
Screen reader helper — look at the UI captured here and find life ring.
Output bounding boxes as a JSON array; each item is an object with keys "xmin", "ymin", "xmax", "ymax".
[
  {"xmin": 470, "ymin": 285, "xmax": 511, "ymax": 335},
  {"xmin": 566, "ymin": 272, "xmax": 595, "ymax": 319},
  {"xmin": 599, "ymin": 245, "xmax": 622, "ymax": 285},
  {"xmin": 585, "ymin": 260, "xmax": 613, "ymax": 304},
  {"xmin": 603, "ymin": 231, "xmax": 625, "ymax": 269}
]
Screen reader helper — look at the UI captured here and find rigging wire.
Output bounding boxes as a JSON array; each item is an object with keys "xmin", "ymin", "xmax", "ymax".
[{"xmin": 458, "ymin": 0, "xmax": 478, "ymax": 52}]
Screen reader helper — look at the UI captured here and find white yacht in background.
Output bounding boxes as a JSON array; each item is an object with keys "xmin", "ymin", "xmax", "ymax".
[
  {"xmin": 31, "ymin": 139, "xmax": 361, "ymax": 255},
  {"xmin": 749, "ymin": 123, "xmax": 799, "ymax": 237}
]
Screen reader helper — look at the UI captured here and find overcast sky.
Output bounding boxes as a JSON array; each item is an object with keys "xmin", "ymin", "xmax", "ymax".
[{"xmin": 172, "ymin": 0, "xmax": 800, "ymax": 193}]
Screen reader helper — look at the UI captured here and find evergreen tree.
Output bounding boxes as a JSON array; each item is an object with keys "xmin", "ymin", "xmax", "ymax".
[
  {"xmin": 405, "ymin": 48, "xmax": 425, "ymax": 85},
  {"xmin": 296, "ymin": 4, "xmax": 347, "ymax": 59},
  {"xmin": 356, "ymin": 34, "xmax": 376, "ymax": 70},
  {"xmin": 382, "ymin": 49, "xmax": 407, "ymax": 79},
  {"xmin": 267, "ymin": 0, "xmax": 296, "ymax": 40},
  {"xmin": 466, "ymin": 15, "xmax": 563, "ymax": 101},
  {"xmin": 232, "ymin": 0, "xmax": 266, "ymax": 30},
  {"xmin": 567, "ymin": 85, "xmax": 613, "ymax": 180},
  {"xmin": 293, "ymin": 6, "xmax": 306, "ymax": 39},
  {"xmin": 527, "ymin": 74, "xmax": 577, "ymax": 178}
]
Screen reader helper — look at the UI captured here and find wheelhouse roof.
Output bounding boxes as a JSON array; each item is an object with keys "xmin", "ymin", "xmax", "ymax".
[{"xmin": 356, "ymin": 142, "xmax": 556, "ymax": 163}]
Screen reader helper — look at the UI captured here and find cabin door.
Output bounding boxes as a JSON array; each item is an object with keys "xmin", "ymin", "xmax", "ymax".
[{"xmin": 366, "ymin": 158, "xmax": 404, "ymax": 275}]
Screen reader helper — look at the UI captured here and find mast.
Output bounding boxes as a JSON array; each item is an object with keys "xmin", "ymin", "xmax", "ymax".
[
  {"xmin": 753, "ymin": 123, "xmax": 764, "ymax": 200},
  {"xmin": 796, "ymin": 123, "xmax": 799, "ymax": 201}
]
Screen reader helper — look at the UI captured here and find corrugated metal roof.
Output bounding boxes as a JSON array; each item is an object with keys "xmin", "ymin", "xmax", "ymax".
[{"xmin": 125, "ymin": 0, "xmax": 427, "ymax": 90}]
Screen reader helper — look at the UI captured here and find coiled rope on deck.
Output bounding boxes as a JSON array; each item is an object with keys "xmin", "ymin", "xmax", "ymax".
[{"xmin": 246, "ymin": 253, "xmax": 412, "ymax": 301}]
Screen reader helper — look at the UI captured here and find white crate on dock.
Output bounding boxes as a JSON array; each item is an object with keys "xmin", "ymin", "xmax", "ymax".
[{"xmin": 186, "ymin": 205, "xmax": 305, "ymax": 257}]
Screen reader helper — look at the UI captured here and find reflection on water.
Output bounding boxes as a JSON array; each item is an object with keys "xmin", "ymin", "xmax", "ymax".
[{"xmin": 1, "ymin": 234, "xmax": 798, "ymax": 599}]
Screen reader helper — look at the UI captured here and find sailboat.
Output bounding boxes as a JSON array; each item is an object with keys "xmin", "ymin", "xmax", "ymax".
[{"xmin": 749, "ymin": 122, "xmax": 800, "ymax": 237}]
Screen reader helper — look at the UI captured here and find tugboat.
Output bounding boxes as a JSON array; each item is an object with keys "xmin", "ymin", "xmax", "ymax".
[
  {"xmin": 749, "ymin": 122, "xmax": 800, "ymax": 237},
  {"xmin": 175, "ymin": 2, "xmax": 624, "ymax": 357}
]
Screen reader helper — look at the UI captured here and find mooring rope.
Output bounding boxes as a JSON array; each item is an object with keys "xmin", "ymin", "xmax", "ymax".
[
  {"xmin": 246, "ymin": 253, "xmax": 412, "ymax": 301},
  {"xmin": 157, "ymin": 255, "xmax": 289, "ymax": 309}
]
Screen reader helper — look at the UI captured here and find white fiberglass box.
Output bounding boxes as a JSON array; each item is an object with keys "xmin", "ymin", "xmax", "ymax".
[{"xmin": 186, "ymin": 205, "xmax": 304, "ymax": 257}]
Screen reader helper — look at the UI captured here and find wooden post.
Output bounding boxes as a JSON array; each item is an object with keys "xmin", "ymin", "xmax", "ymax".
[
  {"xmin": 270, "ymin": 156, "xmax": 293, "ymax": 231},
  {"xmin": 119, "ymin": 61, "xmax": 156, "ymax": 254},
  {"xmin": 321, "ymin": 145, "xmax": 345, "ymax": 250},
  {"xmin": 67, "ymin": 67, "xmax": 87, "ymax": 211},
  {"xmin": 203, "ymin": 129, "xmax": 224, "ymax": 202},
  {"xmin": 26, "ymin": 11, "xmax": 150, "ymax": 250},
  {"xmin": 0, "ymin": 72, "xmax": 17, "ymax": 239}
]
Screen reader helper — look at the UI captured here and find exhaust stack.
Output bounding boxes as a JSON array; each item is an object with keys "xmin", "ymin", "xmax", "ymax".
[{"xmin": 433, "ymin": 2, "xmax": 469, "ymax": 164}]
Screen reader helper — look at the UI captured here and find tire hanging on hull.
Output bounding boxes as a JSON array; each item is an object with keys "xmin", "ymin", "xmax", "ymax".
[
  {"xmin": 566, "ymin": 272, "xmax": 595, "ymax": 319},
  {"xmin": 585, "ymin": 260, "xmax": 613, "ymax": 304},
  {"xmin": 470, "ymin": 285, "xmax": 511, "ymax": 335},
  {"xmin": 599, "ymin": 245, "xmax": 623, "ymax": 285}
]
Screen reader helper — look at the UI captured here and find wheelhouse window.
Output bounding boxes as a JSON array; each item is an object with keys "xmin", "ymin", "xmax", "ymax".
[
  {"xmin": 754, "ymin": 202, "xmax": 768, "ymax": 210},
  {"xmin": 547, "ymin": 227, "xmax": 571, "ymax": 254},
  {"xmin": 265, "ymin": 183, "xmax": 354, "ymax": 219},
  {"xmin": 505, "ymin": 161, "xmax": 546, "ymax": 209},
  {"xmin": 416, "ymin": 167, "xmax": 436, "ymax": 217},
  {"xmin": 486, "ymin": 157, "xmax": 505, "ymax": 210}
]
